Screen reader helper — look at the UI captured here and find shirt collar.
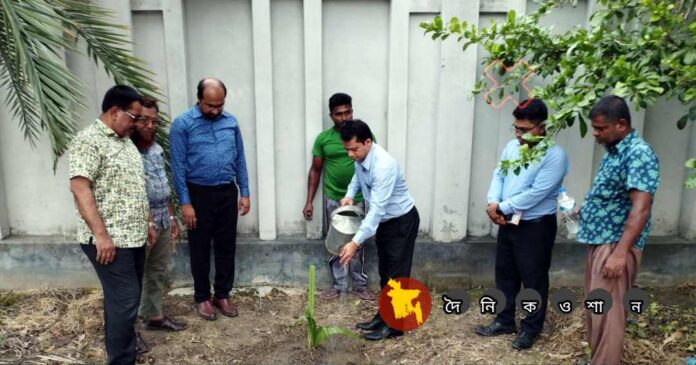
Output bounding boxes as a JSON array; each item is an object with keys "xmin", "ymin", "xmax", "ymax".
[
  {"xmin": 358, "ymin": 143, "xmax": 377, "ymax": 171},
  {"xmin": 191, "ymin": 104, "xmax": 203, "ymax": 119},
  {"xmin": 95, "ymin": 119, "xmax": 120, "ymax": 140},
  {"xmin": 607, "ymin": 129, "xmax": 637, "ymax": 155}
]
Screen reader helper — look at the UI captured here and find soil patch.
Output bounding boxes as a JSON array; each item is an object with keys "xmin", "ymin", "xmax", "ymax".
[{"xmin": 1, "ymin": 285, "xmax": 694, "ymax": 364}]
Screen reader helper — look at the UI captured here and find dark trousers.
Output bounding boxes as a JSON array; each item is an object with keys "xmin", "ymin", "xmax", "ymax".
[
  {"xmin": 82, "ymin": 243, "xmax": 145, "ymax": 365},
  {"xmin": 187, "ymin": 182, "xmax": 239, "ymax": 303},
  {"xmin": 495, "ymin": 214, "xmax": 557, "ymax": 335},
  {"xmin": 375, "ymin": 207, "xmax": 420, "ymax": 290}
]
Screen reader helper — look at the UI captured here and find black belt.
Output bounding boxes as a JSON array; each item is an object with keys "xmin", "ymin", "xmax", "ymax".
[
  {"xmin": 517, "ymin": 214, "xmax": 556, "ymax": 224},
  {"xmin": 187, "ymin": 182, "xmax": 235, "ymax": 191}
]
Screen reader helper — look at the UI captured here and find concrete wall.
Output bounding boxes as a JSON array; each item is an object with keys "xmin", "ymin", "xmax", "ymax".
[
  {"xmin": 3, "ymin": 236, "xmax": 695, "ymax": 290},
  {"xmin": 0, "ymin": 0, "xmax": 694, "ymax": 241}
]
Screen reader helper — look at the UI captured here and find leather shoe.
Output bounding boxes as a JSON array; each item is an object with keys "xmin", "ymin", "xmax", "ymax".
[
  {"xmin": 475, "ymin": 321, "xmax": 516, "ymax": 337},
  {"xmin": 512, "ymin": 331, "xmax": 538, "ymax": 350},
  {"xmin": 362, "ymin": 323, "xmax": 403, "ymax": 341},
  {"xmin": 320, "ymin": 287, "xmax": 342, "ymax": 300},
  {"xmin": 351, "ymin": 287, "xmax": 375, "ymax": 301},
  {"xmin": 144, "ymin": 316, "xmax": 188, "ymax": 332},
  {"xmin": 195, "ymin": 300, "xmax": 217, "ymax": 321},
  {"xmin": 356, "ymin": 313, "xmax": 383, "ymax": 331},
  {"xmin": 135, "ymin": 331, "xmax": 149, "ymax": 354},
  {"xmin": 212, "ymin": 298, "xmax": 239, "ymax": 317}
]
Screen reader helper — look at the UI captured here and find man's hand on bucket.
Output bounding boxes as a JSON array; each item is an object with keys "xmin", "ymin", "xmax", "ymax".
[
  {"xmin": 339, "ymin": 240, "xmax": 360, "ymax": 266},
  {"xmin": 339, "ymin": 197, "xmax": 354, "ymax": 206}
]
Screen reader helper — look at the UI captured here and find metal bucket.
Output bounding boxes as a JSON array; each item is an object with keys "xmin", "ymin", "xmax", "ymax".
[{"xmin": 325, "ymin": 205, "xmax": 365, "ymax": 255}]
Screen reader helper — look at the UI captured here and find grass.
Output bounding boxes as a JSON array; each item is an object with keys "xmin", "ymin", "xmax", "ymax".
[{"xmin": 0, "ymin": 292, "xmax": 23, "ymax": 307}]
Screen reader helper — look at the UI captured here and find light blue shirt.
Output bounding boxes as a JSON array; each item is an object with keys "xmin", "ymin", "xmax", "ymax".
[
  {"xmin": 346, "ymin": 143, "xmax": 415, "ymax": 245},
  {"xmin": 487, "ymin": 140, "xmax": 569, "ymax": 220}
]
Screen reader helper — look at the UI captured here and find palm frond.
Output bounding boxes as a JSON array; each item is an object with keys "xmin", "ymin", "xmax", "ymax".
[
  {"xmin": 0, "ymin": 0, "xmax": 85, "ymax": 162},
  {"xmin": 1, "ymin": 0, "xmax": 171, "ymax": 167},
  {"xmin": 50, "ymin": 0, "xmax": 172, "ymax": 167},
  {"xmin": 51, "ymin": 0, "xmax": 162, "ymax": 97}
]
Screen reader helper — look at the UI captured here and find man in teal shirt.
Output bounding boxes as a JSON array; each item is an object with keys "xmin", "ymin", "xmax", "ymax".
[
  {"xmin": 578, "ymin": 95, "xmax": 660, "ymax": 365},
  {"xmin": 303, "ymin": 93, "xmax": 372, "ymax": 301}
]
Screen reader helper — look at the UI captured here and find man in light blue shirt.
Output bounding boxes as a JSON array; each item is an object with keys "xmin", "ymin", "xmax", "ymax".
[
  {"xmin": 337, "ymin": 120, "xmax": 420, "ymax": 342},
  {"xmin": 476, "ymin": 99, "xmax": 569, "ymax": 350}
]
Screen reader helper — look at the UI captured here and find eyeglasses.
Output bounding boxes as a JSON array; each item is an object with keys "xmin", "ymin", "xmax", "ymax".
[
  {"xmin": 123, "ymin": 110, "xmax": 147, "ymax": 122},
  {"xmin": 509, "ymin": 124, "xmax": 539, "ymax": 135},
  {"xmin": 136, "ymin": 118, "xmax": 158, "ymax": 126}
]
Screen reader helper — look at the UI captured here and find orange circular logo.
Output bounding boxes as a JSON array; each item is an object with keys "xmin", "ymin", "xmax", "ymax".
[{"xmin": 377, "ymin": 277, "xmax": 432, "ymax": 331}]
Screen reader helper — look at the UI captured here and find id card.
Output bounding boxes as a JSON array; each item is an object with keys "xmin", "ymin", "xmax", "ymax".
[{"xmin": 507, "ymin": 212, "xmax": 523, "ymax": 225}]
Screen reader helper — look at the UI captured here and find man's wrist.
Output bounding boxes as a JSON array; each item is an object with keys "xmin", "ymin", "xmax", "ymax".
[
  {"xmin": 148, "ymin": 222, "xmax": 156, "ymax": 228},
  {"xmin": 498, "ymin": 201, "xmax": 513, "ymax": 215},
  {"xmin": 94, "ymin": 232, "xmax": 110, "ymax": 241},
  {"xmin": 612, "ymin": 245, "xmax": 630, "ymax": 256}
]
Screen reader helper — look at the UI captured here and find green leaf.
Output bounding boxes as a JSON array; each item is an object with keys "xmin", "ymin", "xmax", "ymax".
[
  {"xmin": 677, "ymin": 115, "xmax": 689, "ymax": 129},
  {"xmin": 313, "ymin": 327, "xmax": 360, "ymax": 347},
  {"xmin": 685, "ymin": 50, "xmax": 696, "ymax": 65},
  {"xmin": 685, "ymin": 173, "xmax": 696, "ymax": 189},
  {"xmin": 686, "ymin": 158, "xmax": 696, "ymax": 169},
  {"xmin": 579, "ymin": 114, "xmax": 588, "ymax": 137},
  {"xmin": 449, "ymin": 17, "xmax": 460, "ymax": 33},
  {"xmin": 307, "ymin": 265, "xmax": 315, "ymax": 317},
  {"xmin": 507, "ymin": 10, "xmax": 516, "ymax": 23},
  {"xmin": 306, "ymin": 311, "xmax": 317, "ymax": 347}
]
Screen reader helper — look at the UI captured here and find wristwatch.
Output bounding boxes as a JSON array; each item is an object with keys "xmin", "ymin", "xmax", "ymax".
[
  {"xmin": 148, "ymin": 222, "xmax": 156, "ymax": 228},
  {"xmin": 169, "ymin": 216, "xmax": 176, "ymax": 221}
]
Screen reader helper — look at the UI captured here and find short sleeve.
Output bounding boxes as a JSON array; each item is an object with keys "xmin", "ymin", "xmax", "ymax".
[
  {"xmin": 626, "ymin": 146, "xmax": 660, "ymax": 194},
  {"xmin": 311, "ymin": 133, "xmax": 324, "ymax": 158},
  {"xmin": 69, "ymin": 135, "xmax": 101, "ymax": 182}
]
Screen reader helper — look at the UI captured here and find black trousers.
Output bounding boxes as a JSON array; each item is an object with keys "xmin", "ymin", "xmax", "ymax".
[
  {"xmin": 375, "ymin": 207, "xmax": 420, "ymax": 290},
  {"xmin": 495, "ymin": 214, "xmax": 557, "ymax": 335},
  {"xmin": 187, "ymin": 182, "xmax": 239, "ymax": 303},
  {"xmin": 82, "ymin": 243, "xmax": 145, "ymax": 365}
]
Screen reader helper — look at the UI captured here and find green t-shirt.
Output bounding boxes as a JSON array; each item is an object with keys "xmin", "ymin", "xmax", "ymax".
[{"xmin": 312, "ymin": 127, "xmax": 369, "ymax": 202}]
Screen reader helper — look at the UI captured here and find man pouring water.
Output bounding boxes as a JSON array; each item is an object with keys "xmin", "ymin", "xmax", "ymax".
[{"xmin": 337, "ymin": 120, "xmax": 420, "ymax": 341}]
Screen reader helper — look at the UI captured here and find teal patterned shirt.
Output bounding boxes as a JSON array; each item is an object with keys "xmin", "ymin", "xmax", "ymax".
[{"xmin": 577, "ymin": 130, "xmax": 660, "ymax": 250}]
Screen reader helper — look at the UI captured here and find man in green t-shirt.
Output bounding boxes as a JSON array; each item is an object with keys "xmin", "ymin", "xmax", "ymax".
[{"xmin": 303, "ymin": 93, "xmax": 373, "ymax": 301}]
